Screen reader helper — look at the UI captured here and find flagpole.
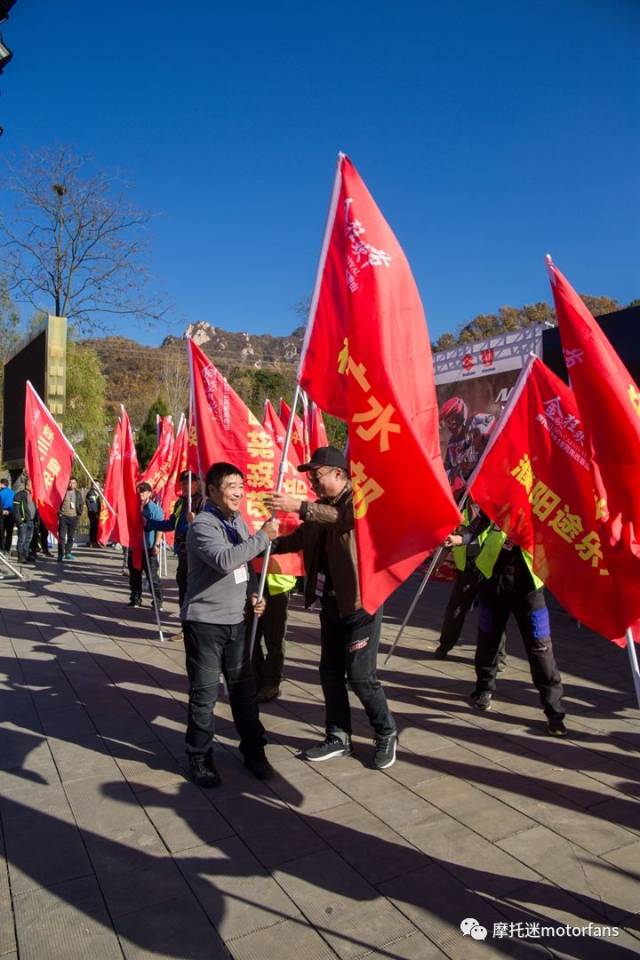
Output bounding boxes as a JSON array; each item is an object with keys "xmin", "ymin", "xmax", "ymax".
[
  {"xmin": 625, "ymin": 629, "xmax": 640, "ymax": 709},
  {"xmin": 73, "ymin": 450, "xmax": 116, "ymax": 517},
  {"xmin": 249, "ymin": 382, "xmax": 303, "ymax": 657},
  {"xmin": 383, "ymin": 355, "xmax": 538, "ymax": 664},
  {"xmin": 0, "ymin": 551, "xmax": 26, "ymax": 581},
  {"xmin": 141, "ymin": 531, "xmax": 165, "ymax": 643}
]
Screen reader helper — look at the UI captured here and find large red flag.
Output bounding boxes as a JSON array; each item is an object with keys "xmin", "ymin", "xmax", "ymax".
[
  {"xmin": 97, "ymin": 417, "xmax": 124, "ymax": 546},
  {"xmin": 118, "ymin": 406, "xmax": 143, "ymax": 570},
  {"xmin": 548, "ymin": 258, "xmax": 640, "ymax": 562},
  {"xmin": 188, "ymin": 339, "xmax": 305, "ymax": 574},
  {"xmin": 470, "ymin": 356, "xmax": 640, "ymax": 644},
  {"xmin": 139, "ymin": 415, "xmax": 175, "ymax": 494},
  {"xmin": 24, "ymin": 382, "xmax": 74, "ymax": 536},
  {"xmin": 298, "ymin": 154, "xmax": 460, "ymax": 611}
]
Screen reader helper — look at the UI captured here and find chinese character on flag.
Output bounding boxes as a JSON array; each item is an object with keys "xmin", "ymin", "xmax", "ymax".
[
  {"xmin": 470, "ymin": 356, "xmax": 640, "ymax": 644},
  {"xmin": 188, "ymin": 339, "xmax": 305, "ymax": 575},
  {"xmin": 24, "ymin": 382, "xmax": 74, "ymax": 536},
  {"xmin": 139, "ymin": 415, "xmax": 175, "ymax": 494},
  {"xmin": 298, "ymin": 154, "xmax": 460, "ymax": 611}
]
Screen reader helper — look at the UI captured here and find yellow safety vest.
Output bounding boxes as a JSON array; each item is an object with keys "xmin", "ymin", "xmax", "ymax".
[
  {"xmin": 474, "ymin": 526, "xmax": 543, "ymax": 589},
  {"xmin": 267, "ymin": 574, "xmax": 297, "ymax": 596},
  {"xmin": 452, "ymin": 505, "xmax": 490, "ymax": 572}
]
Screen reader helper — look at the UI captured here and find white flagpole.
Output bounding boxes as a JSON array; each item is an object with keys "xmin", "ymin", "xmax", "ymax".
[
  {"xmin": 72, "ymin": 450, "xmax": 116, "ymax": 517},
  {"xmin": 384, "ymin": 354, "xmax": 537, "ymax": 664},
  {"xmin": 625, "ymin": 629, "xmax": 640, "ymax": 709}
]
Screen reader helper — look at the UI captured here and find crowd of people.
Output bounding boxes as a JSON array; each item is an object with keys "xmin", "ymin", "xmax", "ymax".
[{"xmin": 0, "ymin": 429, "xmax": 568, "ymax": 790}]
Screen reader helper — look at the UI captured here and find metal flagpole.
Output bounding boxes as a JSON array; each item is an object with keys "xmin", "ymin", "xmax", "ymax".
[
  {"xmin": 0, "ymin": 551, "xmax": 26, "ymax": 581},
  {"xmin": 383, "ymin": 356, "xmax": 537, "ymax": 665},
  {"xmin": 248, "ymin": 383, "xmax": 303, "ymax": 658},
  {"xmin": 141, "ymin": 532, "xmax": 165, "ymax": 643},
  {"xmin": 625, "ymin": 629, "xmax": 640, "ymax": 709},
  {"xmin": 73, "ymin": 451, "xmax": 116, "ymax": 516}
]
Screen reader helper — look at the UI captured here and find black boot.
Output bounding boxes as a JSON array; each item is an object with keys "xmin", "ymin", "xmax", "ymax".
[{"xmin": 187, "ymin": 750, "xmax": 221, "ymax": 788}]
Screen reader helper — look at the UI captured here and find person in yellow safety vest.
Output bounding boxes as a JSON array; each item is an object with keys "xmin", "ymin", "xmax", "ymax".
[
  {"xmin": 445, "ymin": 511, "xmax": 567, "ymax": 737},
  {"xmin": 434, "ymin": 502, "xmax": 507, "ymax": 672},
  {"xmin": 251, "ymin": 572, "xmax": 297, "ymax": 702}
]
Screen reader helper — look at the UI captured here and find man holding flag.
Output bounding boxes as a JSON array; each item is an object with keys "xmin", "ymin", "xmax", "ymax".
[{"xmin": 268, "ymin": 446, "xmax": 398, "ymax": 769}]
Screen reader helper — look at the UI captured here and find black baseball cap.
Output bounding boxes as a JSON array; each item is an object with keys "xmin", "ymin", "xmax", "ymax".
[{"xmin": 298, "ymin": 446, "xmax": 347, "ymax": 473}]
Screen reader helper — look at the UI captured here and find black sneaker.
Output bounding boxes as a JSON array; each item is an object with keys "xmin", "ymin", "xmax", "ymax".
[
  {"xmin": 257, "ymin": 685, "xmax": 280, "ymax": 703},
  {"xmin": 305, "ymin": 735, "xmax": 353, "ymax": 762},
  {"xmin": 127, "ymin": 596, "xmax": 143, "ymax": 607},
  {"xmin": 547, "ymin": 716, "xmax": 568, "ymax": 738},
  {"xmin": 244, "ymin": 751, "xmax": 274, "ymax": 780},
  {"xmin": 433, "ymin": 644, "xmax": 450, "ymax": 660},
  {"xmin": 188, "ymin": 751, "xmax": 221, "ymax": 788},
  {"xmin": 373, "ymin": 733, "xmax": 398, "ymax": 770},
  {"xmin": 470, "ymin": 690, "xmax": 492, "ymax": 711}
]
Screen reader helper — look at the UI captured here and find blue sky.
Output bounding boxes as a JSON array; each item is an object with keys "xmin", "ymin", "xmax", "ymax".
[{"xmin": 1, "ymin": 0, "xmax": 638, "ymax": 346}]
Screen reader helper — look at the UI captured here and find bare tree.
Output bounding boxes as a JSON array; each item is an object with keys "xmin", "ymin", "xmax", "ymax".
[
  {"xmin": 0, "ymin": 146, "xmax": 166, "ymax": 332},
  {"xmin": 159, "ymin": 348, "xmax": 190, "ymax": 424}
]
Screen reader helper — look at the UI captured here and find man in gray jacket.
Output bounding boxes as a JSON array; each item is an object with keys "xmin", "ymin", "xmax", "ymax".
[{"xmin": 181, "ymin": 461, "xmax": 278, "ymax": 787}]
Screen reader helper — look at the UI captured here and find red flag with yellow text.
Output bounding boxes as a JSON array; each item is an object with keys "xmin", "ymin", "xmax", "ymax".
[
  {"xmin": 470, "ymin": 356, "xmax": 640, "ymax": 644},
  {"xmin": 298, "ymin": 154, "xmax": 460, "ymax": 610},
  {"xmin": 188, "ymin": 339, "xmax": 305, "ymax": 574},
  {"xmin": 24, "ymin": 382, "xmax": 74, "ymax": 536},
  {"xmin": 263, "ymin": 400, "xmax": 287, "ymax": 454},
  {"xmin": 139, "ymin": 415, "xmax": 175, "ymax": 494},
  {"xmin": 97, "ymin": 417, "xmax": 124, "ymax": 546},
  {"xmin": 548, "ymin": 258, "xmax": 640, "ymax": 562}
]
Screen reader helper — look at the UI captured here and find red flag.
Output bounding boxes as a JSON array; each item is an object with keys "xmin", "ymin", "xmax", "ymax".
[
  {"xmin": 263, "ymin": 399, "xmax": 287, "ymax": 454},
  {"xmin": 188, "ymin": 339, "xmax": 305, "ymax": 574},
  {"xmin": 298, "ymin": 154, "xmax": 460, "ymax": 610},
  {"xmin": 139, "ymin": 415, "xmax": 175, "ymax": 494},
  {"xmin": 279, "ymin": 398, "xmax": 308, "ymax": 463},
  {"xmin": 118, "ymin": 406, "xmax": 143, "ymax": 570},
  {"xmin": 548, "ymin": 258, "xmax": 640, "ymax": 562},
  {"xmin": 470, "ymin": 356, "xmax": 640, "ymax": 644},
  {"xmin": 160, "ymin": 414, "xmax": 189, "ymax": 546},
  {"xmin": 97, "ymin": 417, "xmax": 124, "ymax": 546},
  {"xmin": 307, "ymin": 398, "xmax": 329, "ymax": 451},
  {"xmin": 24, "ymin": 382, "xmax": 74, "ymax": 536}
]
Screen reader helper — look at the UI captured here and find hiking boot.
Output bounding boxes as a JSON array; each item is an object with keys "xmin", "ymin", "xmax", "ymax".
[
  {"xmin": 257, "ymin": 685, "xmax": 280, "ymax": 703},
  {"xmin": 547, "ymin": 716, "xmax": 568, "ymax": 738},
  {"xmin": 244, "ymin": 750, "xmax": 274, "ymax": 780},
  {"xmin": 433, "ymin": 644, "xmax": 450, "ymax": 660},
  {"xmin": 305, "ymin": 735, "xmax": 353, "ymax": 762},
  {"xmin": 373, "ymin": 733, "xmax": 398, "ymax": 770},
  {"xmin": 470, "ymin": 690, "xmax": 493, "ymax": 712},
  {"xmin": 187, "ymin": 751, "xmax": 221, "ymax": 788}
]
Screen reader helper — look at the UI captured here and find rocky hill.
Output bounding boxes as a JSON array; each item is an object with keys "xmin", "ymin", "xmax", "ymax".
[{"xmin": 84, "ymin": 323, "xmax": 303, "ymax": 427}]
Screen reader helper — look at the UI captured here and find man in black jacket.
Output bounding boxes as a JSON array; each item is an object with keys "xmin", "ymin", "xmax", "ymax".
[{"xmin": 13, "ymin": 478, "xmax": 37, "ymax": 563}]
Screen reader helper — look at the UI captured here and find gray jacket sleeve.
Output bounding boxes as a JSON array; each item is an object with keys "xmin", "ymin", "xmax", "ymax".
[{"xmin": 191, "ymin": 514, "xmax": 270, "ymax": 574}]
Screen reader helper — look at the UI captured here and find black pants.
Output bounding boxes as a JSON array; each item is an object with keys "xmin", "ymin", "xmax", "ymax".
[
  {"xmin": 474, "ymin": 564, "xmax": 564, "ymax": 718},
  {"xmin": 183, "ymin": 619, "xmax": 266, "ymax": 759},
  {"xmin": 439, "ymin": 561, "xmax": 506, "ymax": 658},
  {"xmin": 176, "ymin": 549, "xmax": 189, "ymax": 610},
  {"xmin": 58, "ymin": 515, "xmax": 78, "ymax": 558},
  {"xmin": 88, "ymin": 512, "xmax": 99, "ymax": 545},
  {"xmin": 128, "ymin": 549, "xmax": 163, "ymax": 604},
  {"xmin": 1, "ymin": 513, "xmax": 14, "ymax": 553},
  {"xmin": 319, "ymin": 595, "xmax": 395, "ymax": 738},
  {"xmin": 252, "ymin": 587, "xmax": 290, "ymax": 690}
]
